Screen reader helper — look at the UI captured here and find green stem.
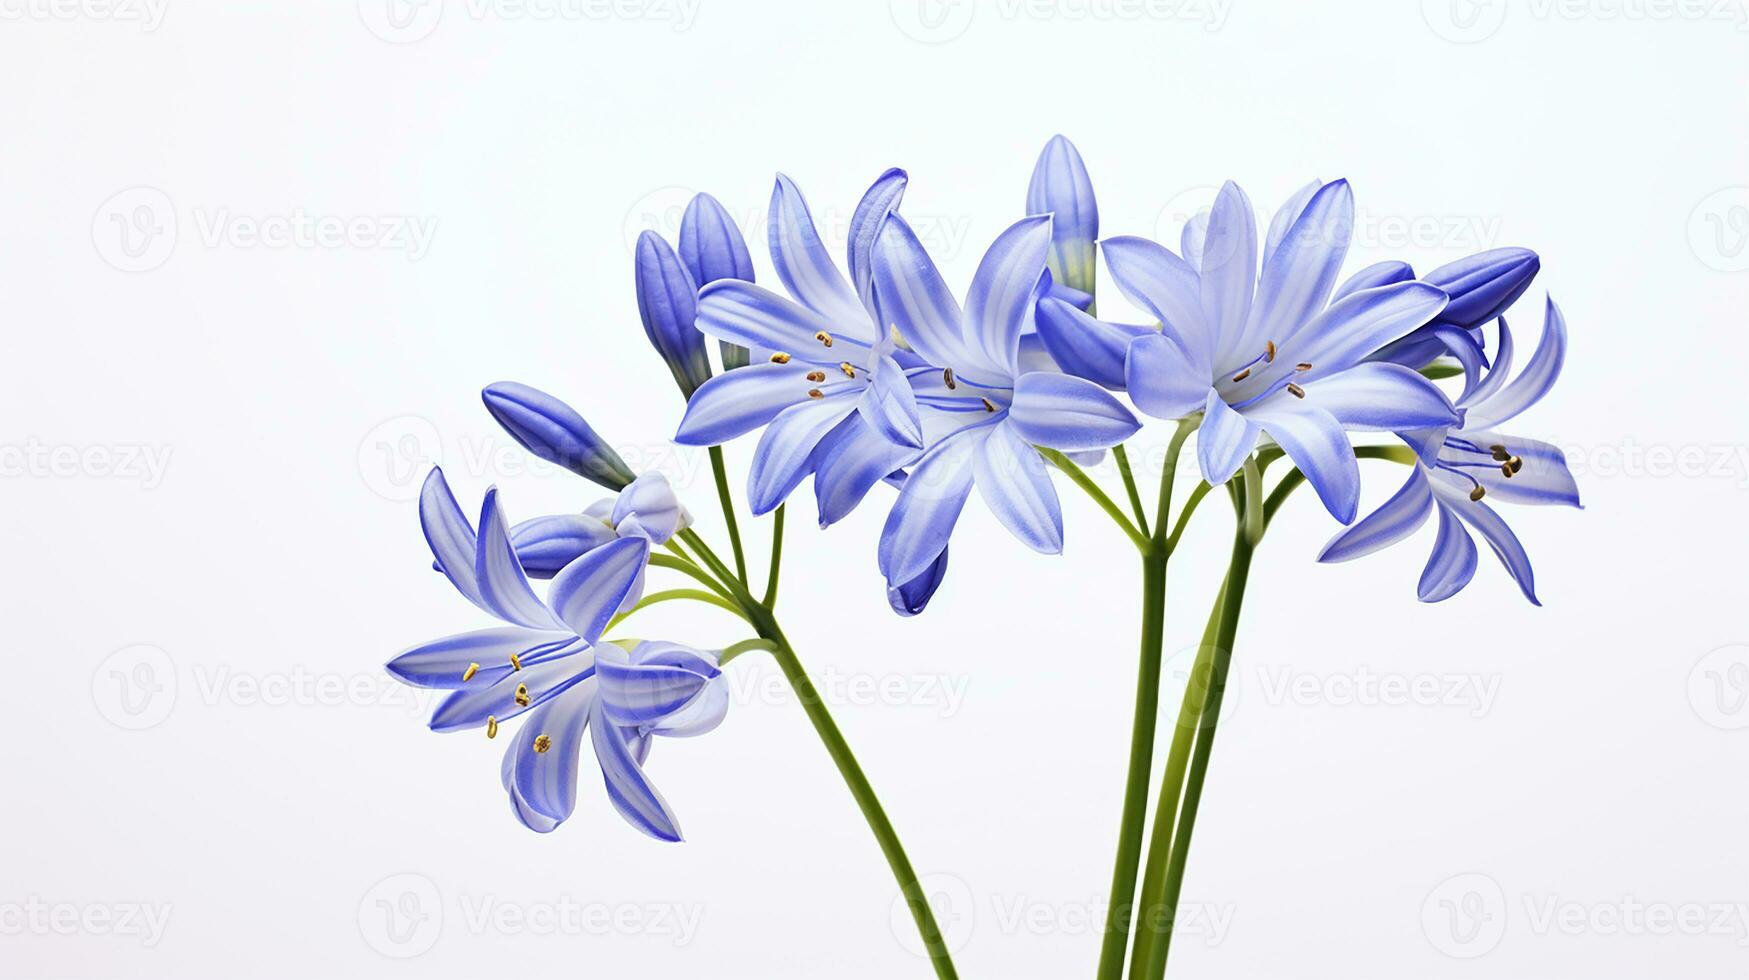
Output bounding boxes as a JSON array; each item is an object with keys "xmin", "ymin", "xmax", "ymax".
[
  {"xmin": 763, "ymin": 504, "xmax": 785, "ymax": 609},
  {"xmin": 649, "ymin": 552, "xmax": 736, "ymax": 602},
  {"xmin": 742, "ymin": 604, "xmax": 960, "ymax": 979},
  {"xmin": 718, "ymin": 636, "xmax": 777, "ymax": 665},
  {"xmin": 707, "ymin": 445, "xmax": 749, "ymax": 584},
  {"xmin": 1112, "ymin": 445, "xmax": 1149, "ymax": 536},
  {"xmin": 1038, "ymin": 447, "xmax": 1151, "ymax": 553},
  {"xmin": 607, "ymin": 588, "xmax": 747, "ymax": 630}
]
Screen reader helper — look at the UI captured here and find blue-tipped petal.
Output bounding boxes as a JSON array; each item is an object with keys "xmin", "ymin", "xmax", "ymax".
[
  {"xmin": 1245, "ymin": 180, "xmax": 1353, "ymax": 362},
  {"xmin": 547, "ymin": 537, "xmax": 648, "ymax": 645},
  {"xmin": 1196, "ymin": 389, "xmax": 1261, "ymax": 485},
  {"xmin": 610, "ymin": 472, "xmax": 686, "ymax": 545},
  {"xmin": 1317, "ymin": 468, "xmax": 1436, "ymax": 563},
  {"xmin": 505, "ymin": 680, "xmax": 597, "ymax": 832},
  {"xmin": 769, "ymin": 174, "xmax": 867, "ymax": 332},
  {"xmin": 879, "ymin": 423, "xmax": 986, "ymax": 588},
  {"xmin": 420, "ymin": 468, "xmax": 485, "ymax": 608},
  {"xmin": 1333, "ymin": 260, "xmax": 1416, "ymax": 304},
  {"xmin": 590, "ymin": 698, "xmax": 683, "ymax": 842},
  {"xmin": 1418, "ymin": 502, "xmax": 1480, "ymax": 602},
  {"xmin": 1425, "ymin": 247, "xmax": 1540, "ymax": 330},
  {"xmin": 1301, "ymin": 362, "xmax": 1458, "ymax": 432},
  {"xmin": 1027, "ymin": 135, "xmax": 1099, "ymax": 294},
  {"xmin": 475, "ymin": 490, "xmax": 565, "ymax": 630},
  {"xmin": 973, "ymin": 420, "xmax": 1063, "ymax": 554},
  {"xmin": 1430, "ymin": 324, "xmax": 1489, "ymax": 403},
  {"xmin": 1463, "ymin": 298, "xmax": 1566, "ymax": 430},
  {"xmin": 747, "ymin": 393, "xmax": 860, "ymax": 515},
  {"xmin": 1262, "ymin": 180, "xmax": 1322, "ymax": 269},
  {"xmin": 696, "ymin": 280, "xmax": 868, "ymax": 365},
  {"xmin": 1459, "ymin": 316, "xmax": 1516, "ymax": 410},
  {"xmin": 1008, "ymin": 371, "xmax": 1140, "ymax": 452},
  {"xmin": 678, "ymin": 192, "xmax": 754, "ymax": 286},
  {"xmin": 1100, "ymin": 236, "xmax": 1209, "ymax": 363},
  {"xmin": 1433, "ymin": 482, "xmax": 1540, "ymax": 604},
  {"xmin": 888, "ymin": 545, "xmax": 950, "ymax": 617},
  {"xmin": 1200, "ymin": 182, "xmax": 1260, "ymax": 368},
  {"xmin": 481, "ymin": 383, "xmax": 635, "ymax": 491},
  {"xmin": 813, "ymin": 415, "xmax": 920, "ymax": 527},
  {"xmin": 675, "ymin": 361, "xmax": 814, "ymax": 446},
  {"xmin": 635, "ymin": 231, "xmax": 712, "ymax": 397},
  {"xmin": 594, "ymin": 642, "xmax": 720, "ymax": 729},
  {"xmin": 1125, "ymin": 332, "xmax": 1213, "ymax": 421},
  {"xmin": 508, "ymin": 514, "xmax": 618, "ymax": 578},
  {"xmin": 1245, "ymin": 400, "xmax": 1361, "ymax": 523},
  {"xmin": 871, "ymin": 214, "xmax": 998, "ymax": 385},
  {"xmin": 387, "ymin": 627, "xmax": 557, "ymax": 689},
  {"xmin": 1034, "ymin": 295, "xmax": 1150, "ymax": 390},
  {"xmin": 965, "ymin": 215, "xmax": 1052, "ymax": 376},
  {"xmin": 1275, "ymin": 281, "xmax": 1450, "ymax": 383},
  {"xmin": 848, "ymin": 168, "xmax": 908, "ymax": 311}
]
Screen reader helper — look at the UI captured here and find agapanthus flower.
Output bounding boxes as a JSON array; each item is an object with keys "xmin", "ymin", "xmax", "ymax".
[
  {"xmin": 387, "ymin": 469, "xmax": 727, "ymax": 840},
  {"xmin": 869, "ymin": 212, "xmax": 1140, "ymax": 596},
  {"xmin": 1097, "ymin": 179, "xmax": 1460, "ymax": 522},
  {"xmin": 1366, "ymin": 246, "xmax": 1542, "ymax": 388},
  {"xmin": 1318, "ymin": 298, "xmax": 1576, "ymax": 603},
  {"xmin": 675, "ymin": 170, "xmax": 924, "ymax": 521}
]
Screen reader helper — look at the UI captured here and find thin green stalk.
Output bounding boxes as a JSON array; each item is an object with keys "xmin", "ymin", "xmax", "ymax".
[
  {"xmin": 676, "ymin": 529, "xmax": 739, "ymax": 590},
  {"xmin": 649, "ymin": 552, "xmax": 737, "ymax": 602},
  {"xmin": 707, "ymin": 445, "xmax": 749, "ymax": 584},
  {"xmin": 607, "ymin": 588, "xmax": 748, "ymax": 630},
  {"xmin": 1038, "ymin": 447, "xmax": 1150, "ymax": 553},
  {"xmin": 1112, "ymin": 445, "xmax": 1149, "ymax": 536},
  {"xmin": 718, "ymin": 636, "xmax": 777, "ymax": 665},
  {"xmin": 763, "ymin": 504, "xmax": 785, "ymax": 609},
  {"xmin": 1164, "ymin": 482, "xmax": 1214, "ymax": 555}
]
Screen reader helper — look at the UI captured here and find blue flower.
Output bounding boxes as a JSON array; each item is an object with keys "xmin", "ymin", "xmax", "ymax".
[
  {"xmin": 675, "ymin": 170, "xmax": 925, "ymax": 522},
  {"xmin": 387, "ymin": 469, "xmax": 726, "ymax": 840},
  {"xmin": 636, "ymin": 230, "xmax": 714, "ymax": 398},
  {"xmin": 1109, "ymin": 180, "xmax": 1460, "ymax": 522},
  {"xmin": 1027, "ymin": 134, "xmax": 1099, "ymax": 298},
  {"xmin": 482, "ymin": 381, "xmax": 636, "ymax": 491},
  {"xmin": 678, "ymin": 192, "xmax": 756, "ymax": 370},
  {"xmin": 1319, "ymin": 298, "xmax": 1577, "ymax": 603},
  {"xmin": 870, "ymin": 212, "xmax": 1141, "ymax": 596},
  {"xmin": 1368, "ymin": 247, "xmax": 1542, "ymax": 381}
]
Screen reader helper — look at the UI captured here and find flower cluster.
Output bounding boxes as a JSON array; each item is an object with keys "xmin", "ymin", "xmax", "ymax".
[{"xmin": 382, "ymin": 135, "xmax": 1577, "ymax": 851}]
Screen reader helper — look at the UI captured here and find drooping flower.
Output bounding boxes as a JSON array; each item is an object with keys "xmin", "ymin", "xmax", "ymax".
[
  {"xmin": 870, "ymin": 212, "xmax": 1141, "ymax": 597},
  {"xmin": 678, "ymin": 192, "xmax": 756, "ymax": 370},
  {"xmin": 481, "ymin": 381, "xmax": 636, "ymax": 491},
  {"xmin": 675, "ymin": 170, "xmax": 924, "ymax": 522},
  {"xmin": 1107, "ymin": 179, "xmax": 1461, "ymax": 522},
  {"xmin": 387, "ymin": 468, "xmax": 726, "ymax": 840},
  {"xmin": 1318, "ymin": 298, "xmax": 1577, "ymax": 603}
]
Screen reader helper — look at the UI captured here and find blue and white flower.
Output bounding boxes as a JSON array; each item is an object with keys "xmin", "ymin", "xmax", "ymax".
[
  {"xmin": 387, "ymin": 469, "xmax": 726, "ymax": 840},
  {"xmin": 1319, "ymin": 298, "xmax": 1577, "ymax": 603}
]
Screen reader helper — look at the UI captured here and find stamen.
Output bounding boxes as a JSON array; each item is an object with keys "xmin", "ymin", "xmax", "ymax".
[
  {"xmin": 1231, "ymin": 368, "xmax": 1251, "ymax": 383},
  {"xmin": 533, "ymin": 734, "xmax": 552, "ymax": 754},
  {"xmin": 1490, "ymin": 445, "xmax": 1511, "ymax": 462},
  {"xmin": 806, "ymin": 370, "xmax": 826, "ymax": 382},
  {"xmin": 943, "ymin": 368, "xmax": 956, "ymax": 389},
  {"xmin": 839, "ymin": 362, "xmax": 856, "ymax": 378},
  {"xmin": 486, "ymin": 716, "xmax": 499, "ymax": 739},
  {"xmin": 1285, "ymin": 383, "xmax": 1306, "ymax": 399},
  {"xmin": 509, "ymin": 651, "xmax": 522, "ymax": 671},
  {"xmin": 770, "ymin": 352, "xmax": 791, "ymax": 364},
  {"xmin": 1265, "ymin": 340, "xmax": 1277, "ymax": 363},
  {"xmin": 981, "ymin": 397, "xmax": 997, "ymax": 412},
  {"xmin": 1296, "ymin": 362, "xmax": 1312, "ymax": 372},
  {"xmin": 1488, "ymin": 443, "xmax": 1507, "ymax": 455},
  {"xmin": 807, "ymin": 388, "xmax": 824, "ymax": 399},
  {"xmin": 1508, "ymin": 456, "xmax": 1524, "ymax": 474},
  {"xmin": 461, "ymin": 662, "xmax": 479, "ymax": 682},
  {"xmin": 514, "ymin": 683, "xmax": 531, "ymax": 707},
  {"xmin": 1500, "ymin": 463, "xmax": 1513, "ymax": 477},
  {"xmin": 1469, "ymin": 485, "xmax": 1487, "ymax": 502},
  {"xmin": 815, "ymin": 331, "xmax": 834, "ymax": 347}
]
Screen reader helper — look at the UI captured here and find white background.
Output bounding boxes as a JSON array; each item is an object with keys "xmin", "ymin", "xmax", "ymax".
[{"xmin": 3, "ymin": 1, "xmax": 1746, "ymax": 977}]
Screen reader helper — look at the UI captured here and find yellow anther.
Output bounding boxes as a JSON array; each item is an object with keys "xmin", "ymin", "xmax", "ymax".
[
  {"xmin": 514, "ymin": 683, "xmax": 530, "ymax": 707},
  {"xmin": 770, "ymin": 352, "xmax": 791, "ymax": 364},
  {"xmin": 840, "ymin": 362, "xmax": 856, "ymax": 378},
  {"xmin": 1508, "ymin": 456, "xmax": 1524, "ymax": 474},
  {"xmin": 533, "ymin": 734, "xmax": 552, "ymax": 754},
  {"xmin": 1469, "ymin": 485, "xmax": 1487, "ymax": 502},
  {"xmin": 509, "ymin": 651, "xmax": 522, "ymax": 671},
  {"xmin": 815, "ymin": 331, "xmax": 834, "ymax": 348},
  {"xmin": 461, "ymin": 662, "xmax": 479, "ymax": 682},
  {"xmin": 486, "ymin": 716, "xmax": 499, "ymax": 739},
  {"xmin": 1285, "ymin": 383, "xmax": 1306, "ymax": 399}
]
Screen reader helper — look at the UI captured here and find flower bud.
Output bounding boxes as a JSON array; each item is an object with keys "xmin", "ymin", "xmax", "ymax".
[
  {"xmin": 1026, "ymin": 135, "xmax": 1099, "ymax": 295},
  {"xmin": 636, "ymin": 230, "xmax": 713, "ymax": 396},
  {"xmin": 1424, "ymin": 247, "xmax": 1540, "ymax": 329},
  {"xmin": 481, "ymin": 381, "xmax": 635, "ymax": 491},
  {"xmin": 679, "ymin": 193, "xmax": 755, "ymax": 370}
]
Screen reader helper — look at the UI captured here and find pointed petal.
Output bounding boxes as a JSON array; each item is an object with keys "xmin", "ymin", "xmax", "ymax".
[
  {"xmin": 1451, "ymin": 431, "xmax": 1581, "ymax": 507},
  {"xmin": 858, "ymin": 343, "xmax": 924, "ymax": 449},
  {"xmin": 387, "ymin": 626, "xmax": 560, "ymax": 689},
  {"xmin": 1244, "ymin": 180, "xmax": 1353, "ymax": 362},
  {"xmin": 505, "ymin": 680, "xmax": 597, "ymax": 832},
  {"xmin": 1199, "ymin": 181, "xmax": 1259, "ymax": 367},
  {"xmin": 973, "ymin": 420, "xmax": 1063, "ymax": 554},
  {"xmin": 1008, "ymin": 371, "xmax": 1140, "ymax": 451},
  {"xmin": 1418, "ymin": 501, "xmax": 1480, "ymax": 602},
  {"xmin": 872, "ymin": 213, "xmax": 992, "ymax": 381},
  {"xmin": 674, "ymin": 361, "xmax": 814, "ymax": 446},
  {"xmin": 1459, "ymin": 315, "xmax": 1516, "ymax": 411},
  {"xmin": 1246, "ymin": 401, "xmax": 1361, "ymax": 523},
  {"xmin": 964, "ymin": 215, "xmax": 1052, "ymax": 377},
  {"xmin": 747, "ymin": 393, "xmax": 860, "ymax": 514},
  {"xmin": 1262, "ymin": 179, "xmax": 1322, "ymax": 269},
  {"xmin": 1318, "ymin": 467, "xmax": 1434, "ymax": 562},
  {"xmin": 1463, "ymin": 297, "xmax": 1566, "ymax": 430},
  {"xmin": 879, "ymin": 424, "xmax": 985, "ymax": 587},
  {"xmin": 1125, "ymin": 331, "xmax": 1214, "ymax": 421},
  {"xmin": 1034, "ymin": 295, "xmax": 1150, "ymax": 390},
  {"xmin": 1432, "ymin": 483, "xmax": 1540, "ymax": 604},
  {"xmin": 1196, "ymin": 390, "xmax": 1261, "ymax": 485},
  {"xmin": 888, "ymin": 545, "xmax": 950, "ymax": 617},
  {"xmin": 590, "ymin": 698, "xmax": 683, "ymax": 841},
  {"xmin": 1027, "ymin": 135, "xmax": 1099, "ymax": 294},
  {"xmin": 848, "ymin": 168, "xmax": 908, "ymax": 310},
  {"xmin": 419, "ymin": 468, "xmax": 484, "ymax": 608},
  {"xmin": 545, "ymin": 536, "xmax": 648, "ymax": 644},
  {"xmin": 1100, "ymin": 235, "xmax": 1209, "ymax": 362},
  {"xmin": 1301, "ymin": 362, "xmax": 1458, "ymax": 431},
  {"xmin": 1181, "ymin": 210, "xmax": 1208, "ymax": 271},
  {"xmin": 475, "ymin": 490, "xmax": 565, "ymax": 630},
  {"xmin": 678, "ymin": 192, "xmax": 754, "ymax": 286},
  {"xmin": 1276, "ymin": 280, "xmax": 1450, "ymax": 383},
  {"xmin": 1333, "ymin": 260, "xmax": 1415, "ymax": 304},
  {"xmin": 814, "ymin": 414, "xmax": 920, "ymax": 527},
  {"xmin": 769, "ymin": 174, "xmax": 866, "ymax": 332},
  {"xmin": 695, "ymin": 280, "xmax": 865, "ymax": 365},
  {"xmin": 507, "ymin": 514, "xmax": 618, "ymax": 579}
]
